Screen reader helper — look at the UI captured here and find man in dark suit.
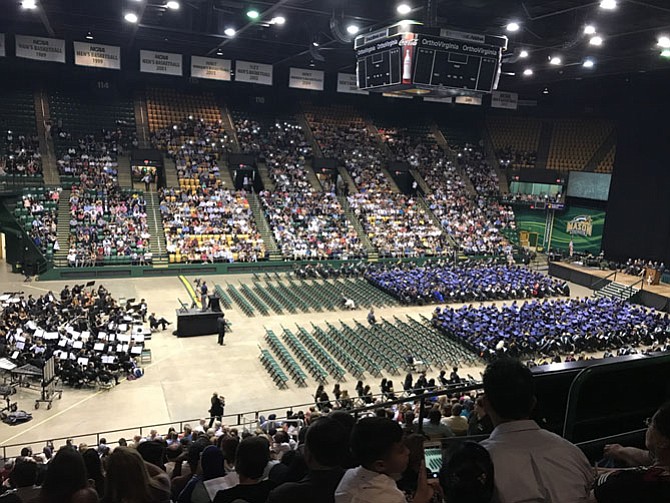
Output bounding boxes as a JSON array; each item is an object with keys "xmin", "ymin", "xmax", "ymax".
[
  {"xmin": 149, "ymin": 313, "xmax": 170, "ymax": 331},
  {"xmin": 217, "ymin": 314, "xmax": 226, "ymax": 345}
]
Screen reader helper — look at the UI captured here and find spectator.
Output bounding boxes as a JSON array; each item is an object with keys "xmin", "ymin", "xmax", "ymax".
[
  {"xmin": 81, "ymin": 448, "xmax": 105, "ymax": 498},
  {"xmin": 468, "ymin": 397, "xmax": 494, "ymax": 436},
  {"xmin": 34, "ymin": 448, "xmax": 98, "ymax": 503},
  {"xmin": 1, "ymin": 456, "xmax": 40, "ymax": 503},
  {"xmin": 480, "ymin": 358, "xmax": 594, "ymax": 502},
  {"xmin": 421, "ymin": 408, "xmax": 455, "ymax": 440},
  {"xmin": 102, "ymin": 446, "xmax": 171, "ymax": 503},
  {"xmin": 439, "ymin": 442, "xmax": 494, "ymax": 503}
]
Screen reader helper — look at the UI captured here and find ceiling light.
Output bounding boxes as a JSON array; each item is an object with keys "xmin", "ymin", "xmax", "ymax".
[
  {"xmin": 600, "ymin": 0, "xmax": 617, "ymax": 9},
  {"xmin": 549, "ymin": 56, "xmax": 562, "ymax": 65},
  {"xmin": 506, "ymin": 22, "xmax": 520, "ymax": 32},
  {"xmin": 271, "ymin": 16, "xmax": 285, "ymax": 25},
  {"xmin": 216, "ymin": 49, "xmax": 223, "ymax": 56},
  {"xmin": 589, "ymin": 36, "xmax": 603, "ymax": 46},
  {"xmin": 124, "ymin": 12, "xmax": 138, "ymax": 23},
  {"xmin": 519, "ymin": 50, "xmax": 529, "ymax": 58},
  {"xmin": 85, "ymin": 32, "xmax": 93, "ymax": 40},
  {"xmin": 542, "ymin": 87, "xmax": 549, "ymax": 94},
  {"xmin": 661, "ymin": 49, "xmax": 670, "ymax": 58},
  {"xmin": 658, "ymin": 36, "xmax": 670, "ymax": 49},
  {"xmin": 523, "ymin": 68, "xmax": 533, "ymax": 76},
  {"xmin": 21, "ymin": 0, "xmax": 37, "ymax": 9},
  {"xmin": 582, "ymin": 59, "xmax": 595, "ymax": 68},
  {"xmin": 247, "ymin": 9, "xmax": 260, "ymax": 19},
  {"xmin": 397, "ymin": 3, "xmax": 412, "ymax": 15},
  {"xmin": 346, "ymin": 24, "xmax": 359, "ymax": 35},
  {"xmin": 224, "ymin": 27, "xmax": 236, "ymax": 37},
  {"xmin": 166, "ymin": 1, "xmax": 179, "ymax": 9},
  {"xmin": 584, "ymin": 25, "xmax": 596, "ymax": 35},
  {"xmin": 312, "ymin": 41, "xmax": 320, "ymax": 47}
]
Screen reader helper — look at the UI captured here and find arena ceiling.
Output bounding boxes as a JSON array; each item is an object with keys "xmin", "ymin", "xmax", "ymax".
[{"xmin": 3, "ymin": 0, "xmax": 670, "ymax": 91}]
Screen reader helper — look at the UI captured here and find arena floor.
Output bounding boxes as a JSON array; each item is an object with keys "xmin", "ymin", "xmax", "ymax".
[{"xmin": 0, "ymin": 262, "xmax": 593, "ymax": 454}]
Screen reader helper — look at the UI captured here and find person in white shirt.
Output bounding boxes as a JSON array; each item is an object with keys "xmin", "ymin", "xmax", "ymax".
[
  {"xmin": 335, "ymin": 417, "xmax": 435, "ymax": 503},
  {"xmin": 480, "ymin": 358, "xmax": 595, "ymax": 503}
]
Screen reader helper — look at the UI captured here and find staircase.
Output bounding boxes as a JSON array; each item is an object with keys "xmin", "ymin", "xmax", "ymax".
[
  {"xmin": 219, "ymin": 105, "xmax": 241, "ymax": 153},
  {"xmin": 257, "ymin": 161, "xmax": 276, "ymax": 191},
  {"xmin": 146, "ymin": 191, "xmax": 168, "ymax": 266},
  {"xmin": 409, "ymin": 169, "xmax": 431, "ymax": 195},
  {"xmin": 304, "ymin": 158, "xmax": 323, "ymax": 191},
  {"xmin": 482, "ymin": 126, "xmax": 509, "ymax": 195},
  {"xmin": 247, "ymin": 191, "xmax": 281, "ymax": 260},
  {"xmin": 431, "ymin": 124, "xmax": 452, "ymax": 153},
  {"xmin": 163, "ymin": 155, "xmax": 179, "ymax": 189},
  {"xmin": 338, "ymin": 195, "xmax": 377, "ymax": 259},
  {"xmin": 594, "ymin": 281, "xmax": 640, "ymax": 302},
  {"xmin": 337, "ymin": 166, "xmax": 358, "ymax": 195},
  {"xmin": 584, "ymin": 128, "xmax": 617, "ymax": 172},
  {"xmin": 116, "ymin": 155, "xmax": 134, "ymax": 189},
  {"xmin": 134, "ymin": 91, "xmax": 151, "ymax": 149},
  {"xmin": 295, "ymin": 112, "xmax": 323, "ymax": 157},
  {"xmin": 34, "ymin": 90, "xmax": 59, "ymax": 186},
  {"xmin": 535, "ymin": 120, "xmax": 554, "ymax": 170},
  {"xmin": 54, "ymin": 188, "xmax": 71, "ymax": 264},
  {"xmin": 218, "ymin": 159, "xmax": 236, "ymax": 190}
]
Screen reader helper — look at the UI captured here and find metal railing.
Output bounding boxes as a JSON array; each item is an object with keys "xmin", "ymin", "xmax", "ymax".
[{"xmin": 591, "ymin": 270, "xmax": 617, "ymax": 292}]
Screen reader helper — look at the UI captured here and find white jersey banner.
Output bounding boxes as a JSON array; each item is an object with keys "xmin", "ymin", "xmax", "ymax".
[
  {"xmin": 289, "ymin": 67, "xmax": 325, "ymax": 91},
  {"xmin": 191, "ymin": 56, "xmax": 232, "ymax": 81},
  {"xmin": 491, "ymin": 91, "xmax": 518, "ymax": 110},
  {"xmin": 140, "ymin": 50, "xmax": 183, "ymax": 76},
  {"xmin": 16, "ymin": 35, "xmax": 65, "ymax": 63},
  {"xmin": 336, "ymin": 73, "xmax": 368, "ymax": 95},
  {"xmin": 235, "ymin": 60, "xmax": 273, "ymax": 85},
  {"xmin": 74, "ymin": 42, "xmax": 121, "ymax": 70}
]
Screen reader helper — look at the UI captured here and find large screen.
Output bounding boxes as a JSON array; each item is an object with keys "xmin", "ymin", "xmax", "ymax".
[{"xmin": 567, "ymin": 172, "xmax": 612, "ymax": 201}]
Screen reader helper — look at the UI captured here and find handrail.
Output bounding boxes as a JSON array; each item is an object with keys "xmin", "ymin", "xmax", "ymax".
[
  {"xmin": 591, "ymin": 270, "xmax": 617, "ymax": 292},
  {"xmin": 624, "ymin": 277, "xmax": 645, "ymax": 298}
]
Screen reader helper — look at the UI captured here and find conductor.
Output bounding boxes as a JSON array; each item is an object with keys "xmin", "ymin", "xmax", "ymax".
[{"xmin": 217, "ymin": 313, "xmax": 226, "ymax": 346}]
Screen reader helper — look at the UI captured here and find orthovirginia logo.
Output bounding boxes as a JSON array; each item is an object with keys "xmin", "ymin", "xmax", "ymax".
[{"xmin": 566, "ymin": 215, "xmax": 593, "ymax": 237}]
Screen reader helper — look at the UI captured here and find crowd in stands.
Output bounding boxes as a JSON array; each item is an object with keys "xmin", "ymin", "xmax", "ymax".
[
  {"xmin": 66, "ymin": 186, "xmax": 151, "ymax": 267},
  {"xmin": 497, "ymin": 146, "xmax": 537, "ymax": 169},
  {"xmin": 0, "ymin": 132, "xmax": 42, "ymax": 177},
  {"xmin": 433, "ymin": 296, "xmax": 670, "ymax": 360},
  {"xmin": 20, "ymin": 190, "xmax": 60, "ymax": 254},
  {"xmin": 367, "ymin": 261, "xmax": 569, "ymax": 305},
  {"xmin": 501, "ymin": 192, "xmax": 565, "ymax": 206}
]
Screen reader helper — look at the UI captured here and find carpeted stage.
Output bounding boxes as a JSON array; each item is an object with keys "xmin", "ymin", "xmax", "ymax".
[{"xmin": 549, "ymin": 261, "xmax": 670, "ymax": 311}]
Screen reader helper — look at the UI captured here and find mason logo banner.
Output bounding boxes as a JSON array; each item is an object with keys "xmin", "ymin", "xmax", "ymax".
[{"xmin": 566, "ymin": 215, "xmax": 594, "ymax": 237}]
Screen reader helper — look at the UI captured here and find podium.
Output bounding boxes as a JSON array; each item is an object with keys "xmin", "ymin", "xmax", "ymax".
[{"xmin": 645, "ymin": 267, "xmax": 661, "ymax": 286}]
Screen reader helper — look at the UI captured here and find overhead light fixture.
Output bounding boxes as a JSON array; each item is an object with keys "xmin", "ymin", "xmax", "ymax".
[
  {"xmin": 85, "ymin": 32, "xmax": 93, "ymax": 40},
  {"xmin": 166, "ymin": 1, "xmax": 179, "ymax": 9},
  {"xmin": 271, "ymin": 16, "xmax": 285, "ymax": 25},
  {"xmin": 346, "ymin": 24, "xmax": 359, "ymax": 35},
  {"xmin": 519, "ymin": 50, "xmax": 529, "ymax": 58},
  {"xmin": 661, "ymin": 49, "xmax": 670, "ymax": 58},
  {"xmin": 523, "ymin": 68, "xmax": 534, "ymax": 76},
  {"xmin": 589, "ymin": 36, "xmax": 603, "ymax": 46},
  {"xmin": 224, "ymin": 27, "xmax": 236, "ymax": 37},
  {"xmin": 397, "ymin": 3, "xmax": 412, "ymax": 15},
  {"xmin": 600, "ymin": 0, "xmax": 617, "ymax": 9},
  {"xmin": 506, "ymin": 22, "xmax": 520, "ymax": 33},
  {"xmin": 247, "ymin": 9, "xmax": 260, "ymax": 19},
  {"xmin": 21, "ymin": 0, "xmax": 37, "ymax": 9},
  {"xmin": 658, "ymin": 36, "xmax": 670, "ymax": 49},
  {"xmin": 216, "ymin": 49, "xmax": 223, "ymax": 56},
  {"xmin": 584, "ymin": 25, "xmax": 596, "ymax": 35},
  {"xmin": 582, "ymin": 59, "xmax": 595, "ymax": 68},
  {"xmin": 124, "ymin": 12, "xmax": 139, "ymax": 23},
  {"xmin": 542, "ymin": 87, "xmax": 549, "ymax": 94},
  {"xmin": 549, "ymin": 56, "xmax": 562, "ymax": 65}
]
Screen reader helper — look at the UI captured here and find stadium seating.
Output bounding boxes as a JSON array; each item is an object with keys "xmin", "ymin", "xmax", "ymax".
[
  {"xmin": 487, "ymin": 115, "xmax": 541, "ymax": 169},
  {"xmin": 0, "ymin": 88, "xmax": 41, "ymax": 179},
  {"xmin": 547, "ymin": 119, "xmax": 615, "ymax": 172},
  {"xmin": 146, "ymin": 87, "xmax": 221, "ymax": 132}
]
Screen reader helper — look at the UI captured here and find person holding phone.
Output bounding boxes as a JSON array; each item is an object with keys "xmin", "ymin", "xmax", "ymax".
[{"xmin": 397, "ymin": 435, "xmax": 444, "ymax": 502}]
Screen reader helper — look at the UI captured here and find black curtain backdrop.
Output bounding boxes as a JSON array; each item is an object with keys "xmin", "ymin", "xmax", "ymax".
[{"xmin": 602, "ymin": 105, "xmax": 670, "ymax": 262}]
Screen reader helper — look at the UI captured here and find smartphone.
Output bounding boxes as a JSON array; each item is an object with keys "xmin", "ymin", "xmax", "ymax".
[{"xmin": 423, "ymin": 440, "xmax": 443, "ymax": 478}]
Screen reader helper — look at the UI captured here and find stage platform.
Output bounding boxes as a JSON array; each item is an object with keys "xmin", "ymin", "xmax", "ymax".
[{"xmin": 549, "ymin": 261, "xmax": 670, "ymax": 310}]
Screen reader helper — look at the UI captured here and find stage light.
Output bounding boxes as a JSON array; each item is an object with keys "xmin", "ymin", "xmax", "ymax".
[
  {"xmin": 658, "ymin": 36, "xmax": 670, "ymax": 49},
  {"xmin": 523, "ymin": 68, "xmax": 533, "ymax": 76},
  {"xmin": 549, "ymin": 56, "xmax": 562, "ymax": 65},
  {"xmin": 346, "ymin": 24, "xmax": 359, "ymax": 35},
  {"xmin": 224, "ymin": 27, "xmax": 236, "ymax": 37},
  {"xmin": 271, "ymin": 16, "xmax": 285, "ymax": 25},
  {"xmin": 85, "ymin": 32, "xmax": 93, "ymax": 40},
  {"xmin": 397, "ymin": 3, "xmax": 412, "ymax": 15},
  {"xmin": 589, "ymin": 36, "xmax": 603, "ymax": 46},
  {"xmin": 166, "ymin": 1, "xmax": 180, "ymax": 10},
  {"xmin": 519, "ymin": 50, "xmax": 529, "ymax": 58},
  {"xmin": 506, "ymin": 22, "xmax": 520, "ymax": 33},
  {"xmin": 600, "ymin": 0, "xmax": 617, "ymax": 10},
  {"xmin": 247, "ymin": 9, "xmax": 260, "ymax": 19},
  {"xmin": 584, "ymin": 25, "xmax": 596, "ymax": 35},
  {"xmin": 21, "ymin": 0, "xmax": 37, "ymax": 9},
  {"xmin": 583, "ymin": 59, "xmax": 595, "ymax": 68},
  {"xmin": 124, "ymin": 12, "xmax": 138, "ymax": 23}
]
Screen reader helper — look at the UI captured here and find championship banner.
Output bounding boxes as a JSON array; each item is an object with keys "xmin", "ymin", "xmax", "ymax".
[
  {"xmin": 0, "ymin": 34, "xmax": 5, "ymax": 58},
  {"xmin": 454, "ymin": 95, "xmax": 482, "ymax": 106},
  {"xmin": 191, "ymin": 56, "xmax": 232, "ymax": 81},
  {"xmin": 336, "ymin": 73, "xmax": 368, "ymax": 95},
  {"xmin": 15, "ymin": 35, "xmax": 65, "ymax": 63},
  {"xmin": 140, "ymin": 50, "xmax": 182, "ymax": 76},
  {"xmin": 491, "ymin": 90, "xmax": 518, "ymax": 110},
  {"xmin": 74, "ymin": 42, "xmax": 120, "ymax": 70},
  {"xmin": 235, "ymin": 60, "xmax": 273, "ymax": 86},
  {"xmin": 289, "ymin": 67, "xmax": 325, "ymax": 91}
]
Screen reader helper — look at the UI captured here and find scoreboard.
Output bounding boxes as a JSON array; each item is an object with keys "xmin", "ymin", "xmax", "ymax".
[{"xmin": 355, "ymin": 25, "xmax": 507, "ymax": 97}]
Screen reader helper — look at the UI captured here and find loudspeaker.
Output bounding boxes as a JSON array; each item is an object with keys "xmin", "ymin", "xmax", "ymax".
[{"xmin": 208, "ymin": 295, "xmax": 221, "ymax": 312}]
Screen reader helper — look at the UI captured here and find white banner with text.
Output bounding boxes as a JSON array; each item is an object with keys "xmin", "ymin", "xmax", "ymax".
[
  {"xmin": 191, "ymin": 56, "xmax": 232, "ymax": 81},
  {"xmin": 235, "ymin": 60, "xmax": 273, "ymax": 85},
  {"xmin": 455, "ymin": 95, "xmax": 483, "ymax": 106},
  {"xmin": 140, "ymin": 50, "xmax": 183, "ymax": 76},
  {"xmin": 336, "ymin": 73, "xmax": 368, "ymax": 95},
  {"xmin": 74, "ymin": 42, "xmax": 121, "ymax": 70},
  {"xmin": 289, "ymin": 67, "xmax": 325, "ymax": 91},
  {"xmin": 16, "ymin": 35, "xmax": 65, "ymax": 63},
  {"xmin": 491, "ymin": 91, "xmax": 518, "ymax": 110}
]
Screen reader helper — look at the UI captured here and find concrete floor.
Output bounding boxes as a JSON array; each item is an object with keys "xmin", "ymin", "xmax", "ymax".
[{"xmin": 0, "ymin": 262, "xmax": 594, "ymax": 456}]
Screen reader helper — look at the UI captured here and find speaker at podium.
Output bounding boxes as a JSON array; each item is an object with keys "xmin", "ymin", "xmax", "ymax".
[{"xmin": 208, "ymin": 295, "xmax": 221, "ymax": 312}]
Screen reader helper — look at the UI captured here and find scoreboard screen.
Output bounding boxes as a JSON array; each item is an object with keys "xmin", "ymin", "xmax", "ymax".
[{"xmin": 355, "ymin": 25, "xmax": 507, "ymax": 97}]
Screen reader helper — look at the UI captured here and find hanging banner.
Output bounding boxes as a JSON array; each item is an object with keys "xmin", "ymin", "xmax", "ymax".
[
  {"xmin": 336, "ymin": 73, "xmax": 368, "ymax": 95},
  {"xmin": 235, "ymin": 60, "xmax": 273, "ymax": 85},
  {"xmin": 424, "ymin": 96, "xmax": 453, "ymax": 104},
  {"xmin": 140, "ymin": 50, "xmax": 183, "ymax": 76},
  {"xmin": 0, "ymin": 34, "xmax": 5, "ymax": 58},
  {"xmin": 191, "ymin": 56, "xmax": 232, "ymax": 81},
  {"xmin": 73, "ymin": 42, "xmax": 121, "ymax": 70},
  {"xmin": 15, "ymin": 35, "xmax": 65, "ymax": 63},
  {"xmin": 491, "ymin": 90, "xmax": 518, "ymax": 110},
  {"xmin": 289, "ymin": 67, "xmax": 325, "ymax": 91},
  {"xmin": 454, "ymin": 95, "xmax": 482, "ymax": 106}
]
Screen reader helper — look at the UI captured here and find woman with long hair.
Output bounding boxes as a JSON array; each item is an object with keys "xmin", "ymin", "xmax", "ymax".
[
  {"xmin": 36, "ymin": 447, "xmax": 98, "ymax": 503},
  {"xmin": 102, "ymin": 446, "xmax": 170, "ymax": 503},
  {"xmin": 82, "ymin": 448, "xmax": 105, "ymax": 498}
]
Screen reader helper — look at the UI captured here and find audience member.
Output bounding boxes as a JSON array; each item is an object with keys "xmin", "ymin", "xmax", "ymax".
[{"xmin": 102, "ymin": 446, "xmax": 171, "ymax": 503}]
